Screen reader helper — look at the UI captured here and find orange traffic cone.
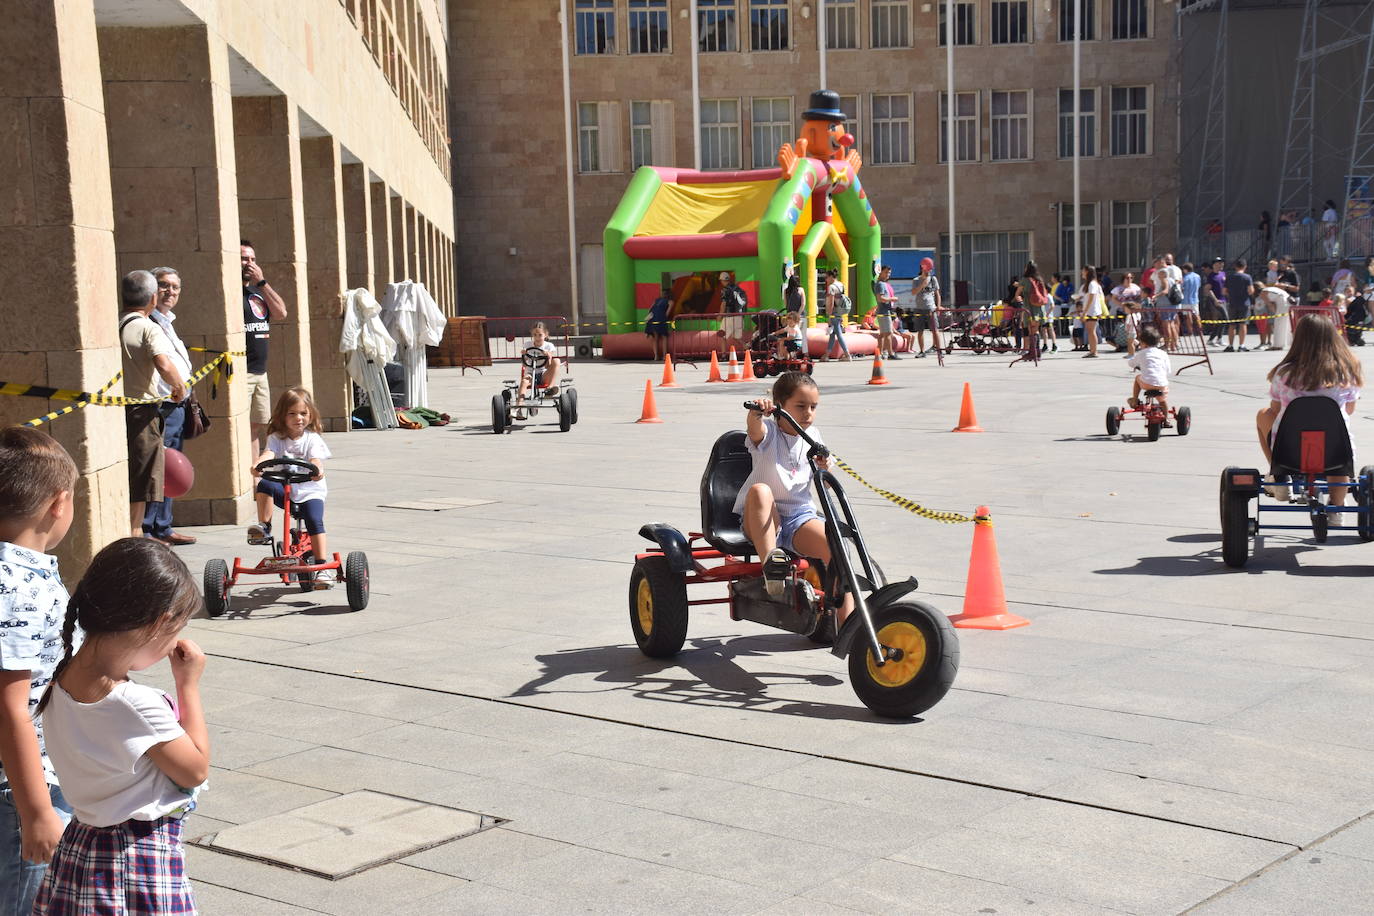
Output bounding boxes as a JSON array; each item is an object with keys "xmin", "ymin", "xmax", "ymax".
[
  {"xmin": 951, "ymin": 382, "xmax": 984, "ymax": 432},
  {"xmin": 740, "ymin": 350, "xmax": 757, "ymax": 381},
  {"xmin": 636, "ymin": 379, "xmax": 663, "ymax": 423},
  {"xmin": 867, "ymin": 355, "xmax": 890, "ymax": 385},
  {"xmin": 725, "ymin": 348, "xmax": 742, "ymax": 382},
  {"xmin": 659, "ymin": 354, "xmax": 679, "ymax": 388},
  {"xmin": 706, "ymin": 351, "xmax": 724, "ymax": 383},
  {"xmin": 949, "ymin": 508, "xmax": 1029, "ymax": 630}
]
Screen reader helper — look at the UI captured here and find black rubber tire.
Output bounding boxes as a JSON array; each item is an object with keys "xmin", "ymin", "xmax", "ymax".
[
  {"xmin": 344, "ymin": 551, "xmax": 369, "ymax": 611},
  {"xmin": 567, "ymin": 387, "xmax": 579, "ymax": 424},
  {"xmin": 1358, "ymin": 465, "xmax": 1374, "ymax": 542},
  {"xmin": 1312, "ymin": 507, "xmax": 1329, "ymax": 543},
  {"xmin": 204, "ymin": 559, "xmax": 230, "ymax": 618},
  {"xmin": 557, "ymin": 391, "xmax": 572, "ymax": 432},
  {"xmin": 1147, "ymin": 421, "xmax": 1161, "ymax": 442},
  {"xmin": 1177, "ymin": 406, "xmax": 1191, "ymax": 436},
  {"xmin": 628, "ymin": 557, "xmax": 688, "ymax": 658},
  {"xmin": 1221, "ymin": 489, "xmax": 1252, "ymax": 568},
  {"xmin": 972, "ymin": 339, "xmax": 988, "ymax": 355},
  {"xmin": 848, "ymin": 598, "xmax": 959, "ymax": 719},
  {"xmin": 491, "ymin": 394, "xmax": 506, "ymax": 434},
  {"xmin": 501, "ymin": 388, "xmax": 512, "ymax": 404},
  {"xmin": 1106, "ymin": 406, "xmax": 1121, "ymax": 437},
  {"xmin": 296, "ymin": 551, "xmax": 315, "ymax": 592}
]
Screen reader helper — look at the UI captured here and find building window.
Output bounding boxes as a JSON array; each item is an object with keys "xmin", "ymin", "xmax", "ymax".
[
  {"xmin": 991, "ymin": 0, "xmax": 1029, "ymax": 44},
  {"xmin": 575, "ymin": 0, "xmax": 615, "ymax": 55},
  {"xmin": 1058, "ymin": 0, "xmax": 1095, "ymax": 40},
  {"xmin": 826, "ymin": 0, "xmax": 857, "ymax": 48},
  {"xmin": 938, "ymin": 0, "xmax": 976, "ymax": 46},
  {"xmin": 578, "ymin": 102, "xmax": 622, "ymax": 173},
  {"xmin": 939, "ymin": 231, "xmax": 1032, "ymax": 303},
  {"xmin": 629, "ymin": 0, "xmax": 669, "ymax": 53},
  {"xmin": 631, "ymin": 100, "xmax": 674, "ymax": 169},
  {"xmin": 1057, "ymin": 87, "xmax": 1096, "ymax": 157},
  {"xmin": 990, "ymin": 90, "xmax": 1030, "ymax": 160},
  {"xmin": 882, "ymin": 233, "xmax": 916, "ymax": 248},
  {"xmin": 750, "ymin": 0, "xmax": 789, "ymax": 51},
  {"xmin": 699, "ymin": 0, "xmax": 739, "ymax": 51},
  {"xmin": 1058, "ymin": 202, "xmax": 1098, "ymax": 272},
  {"xmin": 839, "ymin": 94, "xmax": 860, "ymax": 151},
  {"xmin": 701, "ymin": 98, "xmax": 741, "ymax": 169},
  {"xmin": 871, "ymin": 94, "xmax": 912, "ymax": 165},
  {"xmin": 1112, "ymin": 200, "xmax": 1151, "ymax": 270},
  {"xmin": 1112, "ymin": 0, "xmax": 1147, "ymax": 39},
  {"xmin": 939, "ymin": 91, "xmax": 979, "ymax": 162},
  {"xmin": 1110, "ymin": 85, "xmax": 1149, "ymax": 156},
  {"xmin": 751, "ymin": 97, "xmax": 792, "ymax": 168},
  {"xmin": 872, "ymin": 0, "xmax": 911, "ymax": 48}
]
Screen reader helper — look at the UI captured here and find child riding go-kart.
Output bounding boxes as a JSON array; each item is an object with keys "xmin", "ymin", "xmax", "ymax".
[
  {"xmin": 747, "ymin": 311, "xmax": 814, "ymax": 377},
  {"xmin": 491, "ymin": 346, "xmax": 578, "ymax": 433},
  {"xmin": 629, "ymin": 399, "xmax": 959, "ymax": 719},
  {"xmin": 203, "ymin": 458, "xmax": 369, "ymax": 615},
  {"xmin": 1106, "ymin": 391, "xmax": 1191, "ymax": 440}
]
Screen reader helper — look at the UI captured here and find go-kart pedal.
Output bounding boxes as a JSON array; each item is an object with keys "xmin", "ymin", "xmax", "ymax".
[{"xmin": 763, "ymin": 548, "xmax": 794, "ymax": 597}]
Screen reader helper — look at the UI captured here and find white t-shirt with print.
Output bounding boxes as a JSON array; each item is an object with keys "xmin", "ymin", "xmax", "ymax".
[
  {"xmin": 731, "ymin": 418, "xmax": 824, "ymax": 516},
  {"xmin": 265, "ymin": 431, "xmax": 332, "ymax": 503},
  {"xmin": 42, "ymin": 680, "xmax": 199, "ymax": 826}
]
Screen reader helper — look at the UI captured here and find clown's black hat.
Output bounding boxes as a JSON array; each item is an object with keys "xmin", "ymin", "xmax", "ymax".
[{"xmin": 802, "ymin": 89, "xmax": 846, "ymax": 122}]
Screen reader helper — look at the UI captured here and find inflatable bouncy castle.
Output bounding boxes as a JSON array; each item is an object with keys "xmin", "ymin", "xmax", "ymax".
[{"xmin": 601, "ymin": 91, "xmax": 883, "ymax": 359}]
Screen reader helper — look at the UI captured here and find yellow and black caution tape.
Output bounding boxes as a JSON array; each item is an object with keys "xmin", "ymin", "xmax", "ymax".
[
  {"xmin": 830, "ymin": 455, "xmax": 976, "ymax": 525},
  {"xmin": 1198, "ymin": 313, "xmax": 1281, "ymax": 325}
]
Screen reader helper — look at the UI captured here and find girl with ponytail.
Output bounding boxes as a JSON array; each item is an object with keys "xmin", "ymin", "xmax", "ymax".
[{"xmin": 32, "ymin": 537, "xmax": 207, "ymax": 915}]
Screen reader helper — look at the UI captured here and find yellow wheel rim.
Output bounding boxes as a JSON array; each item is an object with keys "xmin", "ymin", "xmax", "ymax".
[
  {"xmin": 866, "ymin": 621, "xmax": 927, "ymax": 688},
  {"xmin": 636, "ymin": 578, "xmax": 654, "ymax": 635}
]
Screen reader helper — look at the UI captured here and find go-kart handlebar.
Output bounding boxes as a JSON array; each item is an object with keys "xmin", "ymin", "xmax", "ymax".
[
  {"xmin": 742, "ymin": 401, "xmax": 830, "ymax": 459},
  {"xmin": 522, "ymin": 347, "xmax": 549, "ymax": 369},
  {"xmin": 255, "ymin": 457, "xmax": 319, "ymax": 485}
]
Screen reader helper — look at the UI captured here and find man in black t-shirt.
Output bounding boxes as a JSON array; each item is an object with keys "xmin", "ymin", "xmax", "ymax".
[
  {"xmin": 1223, "ymin": 258, "xmax": 1254, "ymax": 352},
  {"xmin": 241, "ymin": 241, "xmax": 288, "ymax": 462}
]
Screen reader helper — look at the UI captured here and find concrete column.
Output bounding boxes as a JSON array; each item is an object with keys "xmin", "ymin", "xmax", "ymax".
[
  {"xmin": 444, "ymin": 233, "xmax": 455, "ymax": 314},
  {"xmin": 232, "ymin": 95, "xmax": 313, "ymax": 394},
  {"xmin": 369, "ymin": 179, "xmax": 392, "ymax": 287},
  {"xmin": 99, "ymin": 24, "xmax": 252, "ymax": 526},
  {"xmin": 390, "ymin": 194, "xmax": 408, "ymax": 281},
  {"xmin": 407, "ymin": 203, "xmax": 421, "ymax": 284},
  {"xmin": 342, "ymin": 163, "xmax": 373, "ymax": 292},
  {"xmin": 0, "ymin": 2, "xmax": 125, "ymax": 571},
  {"xmin": 300, "ymin": 136, "xmax": 350, "ymax": 431}
]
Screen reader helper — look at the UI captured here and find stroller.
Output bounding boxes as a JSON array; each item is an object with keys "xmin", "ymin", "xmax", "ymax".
[{"xmin": 944, "ymin": 305, "xmax": 1015, "ymax": 354}]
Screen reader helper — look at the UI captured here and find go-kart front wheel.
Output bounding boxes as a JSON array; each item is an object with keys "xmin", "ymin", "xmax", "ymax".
[
  {"xmin": 1358, "ymin": 465, "xmax": 1374, "ymax": 542},
  {"xmin": 848, "ymin": 599, "xmax": 958, "ymax": 719},
  {"xmin": 204, "ymin": 559, "xmax": 230, "ymax": 618},
  {"xmin": 1220, "ymin": 471, "xmax": 1253, "ymax": 568},
  {"xmin": 491, "ymin": 394, "xmax": 507, "ymax": 434},
  {"xmin": 1176, "ymin": 406, "xmax": 1192, "ymax": 436},
  {"xmin": 344, "ymin": 551, "xmax": 369, "ymax": 611},
  {"xmin": 567, "ymin": 387, "xmax": 579, "ymax": 424},
  {"xmin": 557, "ymin": 390, "xmax": 572, "ymax": 432},
  {"xmin": 1105, "ymin": 406, "xmax": 1121, "ymax": 437},
  {"xmin": 628, "ymin": 557, "xmax": 688, "ymax": 658},
  {"xmin": 1146, "ymin": 421, "xmax": 1161, "ymax": 442},
  {"xmin": 296, "ymin": 551, "xmax": 315, "ymax": 592}
]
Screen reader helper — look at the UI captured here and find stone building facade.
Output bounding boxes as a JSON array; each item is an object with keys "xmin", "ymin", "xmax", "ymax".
[
  {"xmin": 2, "ymin": 0, "xmax": 454, "ymax": 572},
  {"xmin": 450, "ymin": 0, "xmax": 1178, "ymax": 319}
]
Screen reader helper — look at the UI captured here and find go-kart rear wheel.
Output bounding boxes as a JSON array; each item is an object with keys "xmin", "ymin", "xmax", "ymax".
[
  {"xmin": 628, "ymin": 557, "xmax": 688, "ymax": 658},
  {"xmin": 204, "ymin": 559, "xmax": 230, "ymax": 618},
  {"xmin": 567, "ymin": 387, "xmax": 579, "ymax": 424},
  {"xmin": 1106, "ymin": 406, "xmax": 1121, "ymax": 437},
  {"xmin": 557, "ymin": 391, "xmax": 572, "ymax": 432},
  {"xmin": 1311, "ymin": 505, "xmax": 1329, "ymax": 543},
  {"xmin": 848, "ymin": 598, "xmax": 959, "ymax": 719},
  {"xmin": 1220, "ymin": 482, "xmax": 1252, "ymax": 568},
  {"xmin": 1177, "ymin": 406, "xmax": 1192, "ymax": 436},
  {"xmin": 1147, "ymin": 421, "xmax": 1161, "ymax": 442},
  {"xmin": 1358, "ymin": 465, "xmax": 1374, "ymax": 542},
  {"xmin": 296, "ymin": 551, "xmax": 315, "ymax": 592},
  {"xmin": 344, "ymin": 551, "xmax": 369, "ymax": 611},
  {"xmin": 491, "ymin": 394, "xmax": 507, "ymax": 434}
]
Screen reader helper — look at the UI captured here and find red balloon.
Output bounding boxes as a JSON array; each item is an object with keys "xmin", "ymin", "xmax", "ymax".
[{"xmin": 163, "ymin": 447, "xmax": 195, "ymax": 499}]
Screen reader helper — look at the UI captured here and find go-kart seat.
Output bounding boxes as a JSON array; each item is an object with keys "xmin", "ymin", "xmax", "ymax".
[
  {"xmin": 1143, "ymin": 388, "xmax": 1163, "ymax": 399},
  {"xmin": 1270, "ymin": 396, "xmax": 1354, "ymax": 477},
  {"xmin": 700, "ymin": 430, "xmax": 755, "ymax": 557}
]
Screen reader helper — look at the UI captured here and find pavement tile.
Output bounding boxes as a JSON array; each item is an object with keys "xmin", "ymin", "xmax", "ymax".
[
  {"xmin": 204, "ymin": 696, "xmax": 403, "ymax": 746},
  {"xmin": 203, "ymin": 723, "xmax": 318, "ymax": 771},
  {"xmin": 190, "ymin": 882, "xmax": 326, "ymax": 914},
  {"xmin": 404, "ymin": 881, "xmax": 575, "ymax": 916},
  {"xmin": 329, "ymin": 721, "xmax": 561, "ymax": 776},
  {"xmin": 241, "ymin": 745, "xmax": 477, "ymax": 799},
  {"xmin": 1319, "ymin": 815, "xmax": 1374, "ymax": 862},
  {"xmin": 192, "ymin": 768, "xmax": 337, "ymax": 826},
  {"xmin": 1192, "ymin": 850, "xmax": 1374, "ymax": 915},
  {"xmin": 400, "ymin": 825, "xmax": 570, "ymax": 879}
]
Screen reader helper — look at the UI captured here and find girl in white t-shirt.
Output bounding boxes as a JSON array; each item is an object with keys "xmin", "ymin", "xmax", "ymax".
[
  {"xmin": 32, "ymin": 537, "xmax": 207, "ymax": 915},
  {"xmin": 1075, "ymin": 265, "xmax": 1107, "ymax": 358},
  {"xmin": 735, "ymin": 372, "xmax": 853, "ymax": 624},
  {"xmin": 248, "ymin": 387, "xmax": 333, "ymax": 583}
]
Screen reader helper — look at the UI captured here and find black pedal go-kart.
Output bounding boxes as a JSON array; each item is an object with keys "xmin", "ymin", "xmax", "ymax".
[
  {"xmin": 203, "ymin": 458, "xmax": 369, "ymax": 615},
  {"xmin": 1106, "ymin": 389, "xmax": 1191, "ymax": 441},
  {"xmin": 491, "ymin": 347, "xmax": 577, "ymax": 433},
  {"xmin": 629, "ymin": 401, "xmax": 959, "ymax": 718},
  {"xmin": 747, "ymin": 313, "xmax": 815, "ymax": 377},
  {"xmin": 1219, "ymin": 396, "xmax": 1374, "ymax": 568}
]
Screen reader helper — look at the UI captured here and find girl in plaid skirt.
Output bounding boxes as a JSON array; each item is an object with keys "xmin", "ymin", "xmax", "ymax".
[{"xmin": 32, "ymin": 538, "xmax": 208, "ymax": 915}]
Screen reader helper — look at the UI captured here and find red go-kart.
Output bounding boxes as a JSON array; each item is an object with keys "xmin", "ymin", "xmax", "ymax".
[
  {"xmin": 203, "ymin": 458, "xmax": 369, "ymax": 616},
  {"xmin": 1106, "ymin": 388, "xmax": 1191, "ymax": 441}
]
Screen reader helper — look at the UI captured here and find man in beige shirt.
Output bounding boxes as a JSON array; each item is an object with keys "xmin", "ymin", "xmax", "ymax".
[{"xmin": 119, "ymin": 270, "xmax": 186, "ymax": 537}]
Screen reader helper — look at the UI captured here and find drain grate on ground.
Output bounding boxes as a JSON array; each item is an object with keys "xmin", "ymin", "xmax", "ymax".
[{"xmin": 193, "ymin": 790, "xmax": 504, "ymax": 880}]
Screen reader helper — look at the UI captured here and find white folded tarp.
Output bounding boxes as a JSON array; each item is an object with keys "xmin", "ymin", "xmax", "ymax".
[
  {"xmin": 341, "ymin": 287, "xmax": 399, "ymax": 429},
  {"xmin": 379, "ymin": 280, "xmax": 445, "ymax": 409}
]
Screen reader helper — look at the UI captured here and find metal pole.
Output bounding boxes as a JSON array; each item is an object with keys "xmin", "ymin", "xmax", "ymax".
[
  {"xmin": 559, "ymin": 0, "xmax": 580, "ymax": 331},
  {"xmin": 690, "ymin": 0, "xmax": 701, "ymax": 170},
  {"xmin": 945, "ymin": 0, "xmax": 955, "ymax": 289},
  {"xmin": 1072, "ymin": 0, "xmax": 1081, "ymax": 285},
  {"xmin": 819, "ymin": 0, "xmax": 827, "ymax": 90}
]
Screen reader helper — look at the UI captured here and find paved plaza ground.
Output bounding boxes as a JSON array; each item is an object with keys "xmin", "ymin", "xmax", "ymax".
[{"xmin": 150, "ymin": 341, "xmax": 1374, "ymax": 914}]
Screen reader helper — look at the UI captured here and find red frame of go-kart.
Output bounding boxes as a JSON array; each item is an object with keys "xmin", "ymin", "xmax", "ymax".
[
  {"xmin": 1113, "ymin": 397, "xmax": 1179, "ymax": 428},
  {"xmin": 227, "ymin": 479, "xmax": 341, "ymax": 590},
  {"xmin": 635, "ymin": 534, "xmax": 823, "ymax": 616}
]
